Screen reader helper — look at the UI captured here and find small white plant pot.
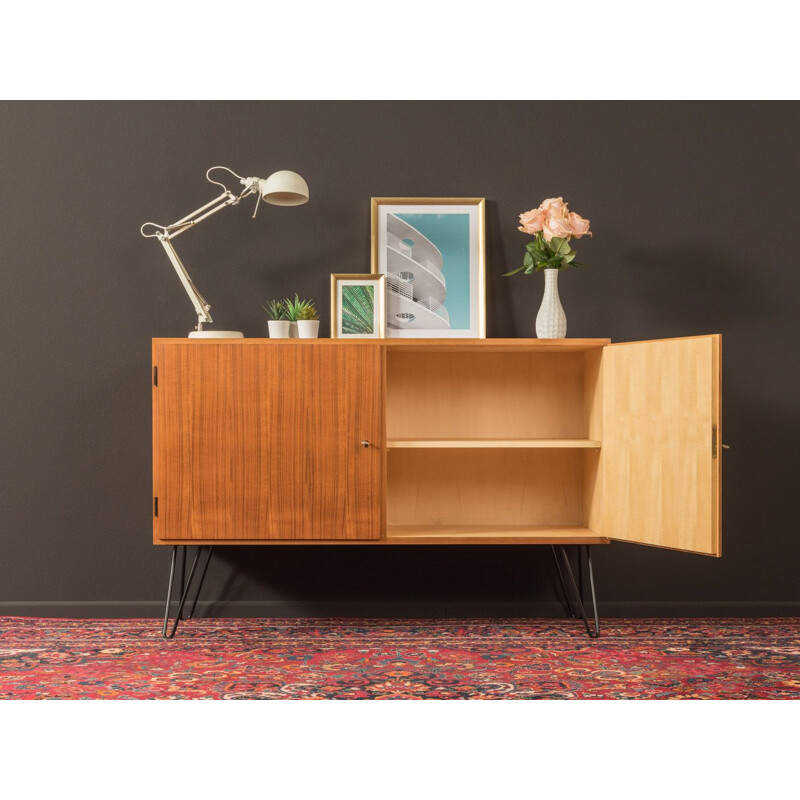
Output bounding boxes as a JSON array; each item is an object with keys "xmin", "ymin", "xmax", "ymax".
[
  {"xmin": 268, "ymin": 320, "xmax": 291, "ymax": 338},
  {"xmin": 297, "ymin": 320, "xmax": 320, "ymax": 339}
]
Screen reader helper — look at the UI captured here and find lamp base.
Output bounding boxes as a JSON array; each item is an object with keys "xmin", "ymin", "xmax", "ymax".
[{"xmin": 188, "ymin": 330, "xmax": 244, "ymax": 339}]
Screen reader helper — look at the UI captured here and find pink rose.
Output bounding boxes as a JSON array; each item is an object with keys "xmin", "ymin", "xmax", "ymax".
[
  {"xmin": 518, "ymin": 208, "xmax": 545, "ymax": 234},
  {"xmin": 542, "ymin": 213, "xmax": 573, "ymax": 242},
  {"xmin": 518, "ymin": 198, "xmax": 592, "ymax": 242},
  {"xmin": 540, "ymin": 197, "xmax": 566, "ymax": 216},
  {"xmin": 567, "ymin": 211, "xmax": 591, "ymax": 238}
]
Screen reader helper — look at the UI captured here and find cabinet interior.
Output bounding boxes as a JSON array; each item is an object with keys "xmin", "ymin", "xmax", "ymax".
[{"xmin": 385, "ymin": 347, "xmax": 605, "ymax": 542}]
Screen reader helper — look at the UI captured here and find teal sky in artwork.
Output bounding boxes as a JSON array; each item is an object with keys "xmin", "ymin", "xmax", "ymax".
[{"xmin": 396, "ymin": 213, "xmax": 470, "ymax": 329}]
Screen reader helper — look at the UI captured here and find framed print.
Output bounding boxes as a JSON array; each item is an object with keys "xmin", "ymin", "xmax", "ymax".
[
  {"xmin": 371, "ymin": 197, "xmax": 486, "ymax": 338},
  {"xmin": 330, "ymin": 273, "xmax": 386, "ymax": 338}
]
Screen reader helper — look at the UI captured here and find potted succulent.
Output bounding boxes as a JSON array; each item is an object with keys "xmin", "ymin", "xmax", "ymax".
[
  {"xmin": 296, "ymin": 302, "xmax": 321, "ymax": 339},
  {"xmin": 285, "ymin": 295, "xmax": 320, "ymax": 338},
  {"xmin": 264, "ymin": 299, "xmax": 290, "ymax": 338}
]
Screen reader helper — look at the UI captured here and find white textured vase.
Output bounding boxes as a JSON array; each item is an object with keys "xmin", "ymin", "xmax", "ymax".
[{"xmin": 535, "ymin": 268, "xmax": 567, "ymax": 339}]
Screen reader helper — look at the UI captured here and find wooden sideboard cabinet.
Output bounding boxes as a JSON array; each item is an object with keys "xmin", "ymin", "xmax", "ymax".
[{"xmin": 152, "ymin": 336, "xmax": 721, "ymax": 636}]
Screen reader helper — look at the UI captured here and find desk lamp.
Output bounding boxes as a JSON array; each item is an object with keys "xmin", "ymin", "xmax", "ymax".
[{"xmin": 141, "ymin": 166, "xmax": 309, "ymax": 338}]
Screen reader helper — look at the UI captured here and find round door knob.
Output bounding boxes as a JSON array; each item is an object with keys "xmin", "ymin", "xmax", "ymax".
[{"xmin": 361, "ymin": 440, "xmax": 371, "ymax": 448}]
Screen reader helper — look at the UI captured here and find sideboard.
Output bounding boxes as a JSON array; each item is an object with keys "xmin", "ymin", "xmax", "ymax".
[{"xmin": 152, "ymin": 336, "xmax": 722, "ymax": 636}]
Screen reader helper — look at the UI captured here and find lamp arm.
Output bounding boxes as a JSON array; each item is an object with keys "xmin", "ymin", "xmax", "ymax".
[
  {"xmin": 158, "ymin": 237, "xmax": 213, "ymax": 327},
  {"xmin": 140, "ymin": 181, "xmax": 259, "ymax": 330}
]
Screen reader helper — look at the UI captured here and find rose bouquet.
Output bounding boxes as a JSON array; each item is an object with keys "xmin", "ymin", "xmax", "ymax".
[{"xmin": 504, "ymin": 197, "xmax": 591, "ymax": 276}]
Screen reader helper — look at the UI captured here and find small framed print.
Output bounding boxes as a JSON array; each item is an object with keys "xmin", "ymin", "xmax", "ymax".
[
  {"xmin": 330, "ymin": 273, "xmax": 386, "ymax": 339},
  {"xmin": 371, "ymin": 197, "xmax": 486, "ymax": 338}
]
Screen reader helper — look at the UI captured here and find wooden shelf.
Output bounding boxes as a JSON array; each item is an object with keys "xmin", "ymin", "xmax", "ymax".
[
  {"xmin": 386, "ymin": 525, "xmax": 608, "ymax": 545},
  {"xmin": 386, "ymin": 438, "xmax": 601, "ymax": 449}
]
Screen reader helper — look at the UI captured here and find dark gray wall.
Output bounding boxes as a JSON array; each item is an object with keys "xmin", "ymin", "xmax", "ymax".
[{"xmin": 2, "ymin": 101, "xmax": 798, "ymax": 617}]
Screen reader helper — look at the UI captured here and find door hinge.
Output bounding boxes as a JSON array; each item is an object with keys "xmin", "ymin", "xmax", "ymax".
[
  {"xmin": 153, "ymin": 366, "xmax": 158, "ymax": 386},
  {"xmin": 154, "ymin": 497, "xmax": 159, "ymax": 517},
  {"xmin": 712, "ymin": 424, "xmax": 717, "ymax": 459}
]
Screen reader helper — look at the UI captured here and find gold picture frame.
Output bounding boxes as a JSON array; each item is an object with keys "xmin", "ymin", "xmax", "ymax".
[
  {"xmin": 330, "ymin": 273, "xmax": 386, "ymax": 339},
  {"xmin": 370, "ymin": 197, "xmax": 486, "ymax": 338}
]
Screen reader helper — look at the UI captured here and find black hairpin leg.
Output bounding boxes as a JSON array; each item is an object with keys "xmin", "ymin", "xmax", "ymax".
[
  {"xmin": 551, "ymin": 546, "xmax": 576, "ymax": 619},
  {"xmin": 162, "ymin": 545, "xmax": 214, "ymax": 639},
  {"xmin": 184, "ymin": 545, "xmax": 214, "ymax": 621},
  {"xmin": 552, "ymin": 545, "xmax": 600, "ymax": 638}
]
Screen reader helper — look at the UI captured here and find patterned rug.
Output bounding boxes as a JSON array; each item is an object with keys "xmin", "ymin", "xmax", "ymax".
[{"xmin": 1, "ymin": 617, "xmax": 798, "ymax": 699}]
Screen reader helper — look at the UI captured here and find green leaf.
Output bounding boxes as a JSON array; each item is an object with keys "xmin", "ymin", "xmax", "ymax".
[
  {"xmin": 502, "ymin": 265, "xmax": 526, "ymax": 277},
  {"xmin": 341, "ymin": 285, "xmax": 374, "ymax": 333},
  {"xmin": 551, "ymin": 237, "xmax": 571, "ymax": 256},
  {"xmin": 283, "ymin": 294, "xmax": 318, "ymax": 321},
  {"xmin": 263, "ymin": 299, "xmax": 287, "ymax": 320},
  {"xmin": 523, "ymin": 252, "xmax": 534, "ymax": 267},
  {"xmin": 561, "ymin": 252, "xmax": 576, "ymax": 263}
]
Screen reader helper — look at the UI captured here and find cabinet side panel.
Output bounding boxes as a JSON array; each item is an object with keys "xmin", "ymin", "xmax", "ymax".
[
  {"xmin": 152, "ymin": 341, "xmax": 160, "ymax": 542},
  {"xmin": 583, "ymin": 348, "xmax": 604, "ymax": 532},
  {"xmin": 602, "ymin": 335, "xmax": 719, "ymax": 555}
]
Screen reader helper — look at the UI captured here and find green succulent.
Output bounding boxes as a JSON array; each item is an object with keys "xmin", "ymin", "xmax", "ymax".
[
  {"xmin": 298, "ymin": 304, "xmax": 319, "ymax": 321},
  {"xmin": 285, "ymin": 294, "xmax": 319, "ymax": 321},
  {"xmin": 263, "ymin": 299, "xmax": 287, "ymax": 320}
]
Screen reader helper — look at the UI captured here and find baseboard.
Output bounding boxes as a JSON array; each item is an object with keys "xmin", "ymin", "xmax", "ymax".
[{"xmin": 1, "ymin": 600, "xmax": 799, "ymax": 618}]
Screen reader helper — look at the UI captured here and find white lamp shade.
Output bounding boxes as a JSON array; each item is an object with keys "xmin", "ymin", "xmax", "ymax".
[{"xmin": 260, "ymin": 170, "xmax": 309, "ymax": 206}]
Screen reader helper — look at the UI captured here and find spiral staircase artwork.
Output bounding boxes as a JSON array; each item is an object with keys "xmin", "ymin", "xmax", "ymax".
[{"xmin": 385, "ymin": 214, "xmax": 450, "ymax": 330}]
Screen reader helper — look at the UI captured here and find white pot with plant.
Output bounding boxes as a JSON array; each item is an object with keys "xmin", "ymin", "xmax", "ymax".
[
  {"xmin": 285, "ymin": 295, "xmax": 320, "ymax": 338},
  {"xmin": 504, "ymin": 197, "xmax": 592, "ymax": 339},
  {"xmin": 264, "ymin": 299, "xmax": 290, "ymax": 338}
]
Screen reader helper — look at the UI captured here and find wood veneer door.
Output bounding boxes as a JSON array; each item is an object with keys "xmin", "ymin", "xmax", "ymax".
[
  {"xmin": 600, "ymin": 335, "xmax": 721, "ymax": 556},
  {"xmin": 153, "ymin": 342, "xmax": 383, "ymax": 541}
]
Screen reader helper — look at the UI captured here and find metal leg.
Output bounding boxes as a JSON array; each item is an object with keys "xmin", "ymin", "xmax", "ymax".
[
  {"xmin": 555, "ymin": 545, "xmax": 600, "ymax": 639},
  {"xmin": 586, "ymin": 547, "xmax": 599, "ymax": 634},
  {"xmin": 550, "ymin": 545, "xmax": 576, "ymax": 618},
  {"xmin": 162, "ymin": 546, "xmax": 179, "ymax": 638},
  {"xmin": 184, "ymin": 546, "xmax": 214, "ymax": 620},
  {"xmin": 179, "ymin": 546, "xmax": 187, "ymax": 598},
  {"xmin": 162, "ymin": 546, "xmax": 213, "ymax": 638}
]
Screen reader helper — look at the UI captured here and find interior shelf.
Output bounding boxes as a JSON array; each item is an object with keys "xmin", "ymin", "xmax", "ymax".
[
  {"xmin": 386, "ymin": 525, "xmax": 608, "ymax": 544},
  {"xmin": 384, "ymin": 347, "xmax": 606, "ymax": 542},
  {"xmin": 386, "ymin": 438, "xmax": 601, "ymax": 449}
]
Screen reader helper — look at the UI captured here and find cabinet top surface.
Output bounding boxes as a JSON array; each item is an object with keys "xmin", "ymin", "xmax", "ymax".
[{"xmin": 152, "ymin": 338, "xmax": 612, "ymax": 351}]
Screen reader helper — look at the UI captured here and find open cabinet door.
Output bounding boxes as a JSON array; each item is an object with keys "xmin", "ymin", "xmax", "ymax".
[{"xmin": 599, "ymin": 335, "xmax": 721, "ymax": 556}]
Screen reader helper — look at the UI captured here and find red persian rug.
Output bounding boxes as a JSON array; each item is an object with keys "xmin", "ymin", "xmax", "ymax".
[{"xmin": 1, "ymin": 617, "xmax": 798, "ymax": 699}]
